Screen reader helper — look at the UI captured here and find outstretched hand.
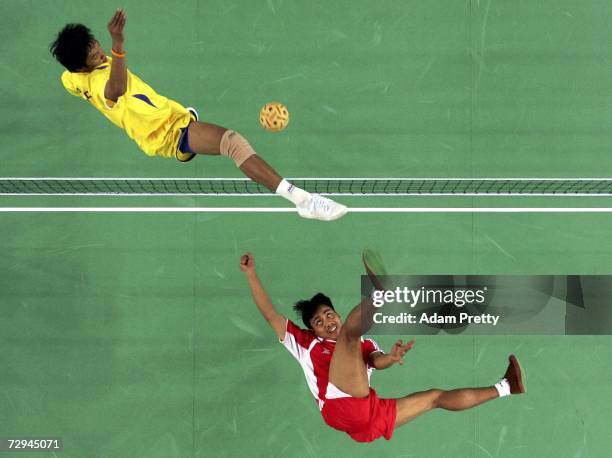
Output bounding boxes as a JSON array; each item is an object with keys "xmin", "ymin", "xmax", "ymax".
[
  {"xmin": 388, "ymin": 339, "xmax": 415, "ymax": 365},
  {"xmin": 107, "ymin": 9, "xmax": 126, "ymax": 45},
  {"xmin": 240, "ymin": 252, "xmax": 255, "ymax": 273}
]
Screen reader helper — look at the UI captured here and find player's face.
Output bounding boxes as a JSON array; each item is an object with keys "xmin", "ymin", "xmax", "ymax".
[
  {"xmin": 84, "ymin": 40, "xmax": 107, "ymax": 71},
  {"xmin": 310, "ymin": 305, "xmax": 342, "ymax": 340}
]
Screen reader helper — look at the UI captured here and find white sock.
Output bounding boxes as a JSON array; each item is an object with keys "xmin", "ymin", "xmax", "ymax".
[
  {"xmin": 275, "ymin": 179, "xmax": 310, "ymax": 206},
  {"xmin": 494, "ymin": 378, "xmax": 511, "ymax": 397}
]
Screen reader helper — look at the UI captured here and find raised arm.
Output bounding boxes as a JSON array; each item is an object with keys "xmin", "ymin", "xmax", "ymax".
[
  {"xmin": 104, "ymin": 9, "xmax": 127, "ymax": 102},
  {"xmin": 369, "ymin": 339, "xmax": 415, "ymax": 370},
  {"xmin": 240, "ymin": 252, "xmax": 287, "ymax": 340}
]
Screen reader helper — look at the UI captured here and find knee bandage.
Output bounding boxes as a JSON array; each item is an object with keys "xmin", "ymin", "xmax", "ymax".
[{"xmin": 220, "ymin": 130, "xmax": 256, "ymax": 167}]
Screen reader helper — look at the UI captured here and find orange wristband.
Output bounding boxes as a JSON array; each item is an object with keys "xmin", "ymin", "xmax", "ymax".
[{"xmin": 111, "ymin": 49, "xmax": 126, "ymax": 58}]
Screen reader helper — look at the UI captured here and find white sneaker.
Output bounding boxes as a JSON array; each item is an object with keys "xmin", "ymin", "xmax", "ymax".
[{"xmin": 296, "ymin": 194, "xmax": 348, "ymax": 221}]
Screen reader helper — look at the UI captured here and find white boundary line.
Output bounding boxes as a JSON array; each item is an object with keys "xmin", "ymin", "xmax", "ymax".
[
  {"xmin": 3, "ymin": 177, "xmax": 612, "ymax": 181},
  {"xmin": 3, "ymin": 193, "xmax": 612, "ymax": 197},
  {"xmin": 1, "ymin": 207, "xmax": 612, "ymax": 213}
]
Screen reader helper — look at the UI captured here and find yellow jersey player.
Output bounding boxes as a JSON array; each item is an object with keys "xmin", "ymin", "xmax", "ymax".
[{"xmin": 50, "ymin": 9, "xmax": 347, "ymax": 221}]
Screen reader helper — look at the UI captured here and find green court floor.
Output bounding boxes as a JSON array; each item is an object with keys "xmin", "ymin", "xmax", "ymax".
[
  {"xmin": 2, "ymin": 212, "xmax": 612, "ymax": 457},
  {"xmin": 2, "ymin": 0, "xmax": 612, "ymax": 457}
]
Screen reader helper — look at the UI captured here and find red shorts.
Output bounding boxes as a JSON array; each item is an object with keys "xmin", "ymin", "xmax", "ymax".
[{"xmin": 321, "ymin": 388, "xmax": 397, "ymax": 443}]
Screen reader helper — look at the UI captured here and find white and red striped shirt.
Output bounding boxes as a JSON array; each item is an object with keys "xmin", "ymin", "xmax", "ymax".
[{"xmin": 281, "ymin": 319, "xmax": 382, "ymax": 409}]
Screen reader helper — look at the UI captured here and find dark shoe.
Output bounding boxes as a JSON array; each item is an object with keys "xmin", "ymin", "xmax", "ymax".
[{"xmin": 504, "ymin": 354, "xmax": 526, "ymax": 394}]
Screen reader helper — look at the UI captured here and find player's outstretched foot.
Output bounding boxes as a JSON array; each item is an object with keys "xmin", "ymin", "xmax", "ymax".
[
  {"xmin": 504, "ymin": 354, "xmax": 526, "ymax": 394},
  {"xmin": 296, "ymin": 194, "xmax": 347, "ymax": 221},
  {"xmin": 186, "ymin": 106, "xmax": 199, "ymax": 121}
]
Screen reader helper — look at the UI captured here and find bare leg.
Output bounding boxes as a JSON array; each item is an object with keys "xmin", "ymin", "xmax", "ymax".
[
  {"xmin": 185, "ymin": 121, "xmax": 226, "ymax": 155},
  {"xmin": 239, "ymin": 156, "xmax": 282, "ymax": 191},
  {"xmin": 328, "ymin": 297, "xmax": 375, "ymax": 398},
  {"xmin": 186, "ymin": 121, "xmax": 282, "ymax": 191},
  {"xmin": 394, "ymin": 386, "xmax": 498, "ymax": 427},
  {"xmin": 184, "ymin": 119, "xmax": 347, "ymax": 220}
]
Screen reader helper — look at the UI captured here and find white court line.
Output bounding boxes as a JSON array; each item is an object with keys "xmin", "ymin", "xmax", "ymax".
[
  {"xmin": 1, "ymin": 207, "xmax": 612, "ymax": 213},
  {"xmin": 3, "ymin": 177, "xmax": 612, "ymax": 181},
  {"xmin": 3, "ymin": 193, "xmax": 612, "ymax": 197}
]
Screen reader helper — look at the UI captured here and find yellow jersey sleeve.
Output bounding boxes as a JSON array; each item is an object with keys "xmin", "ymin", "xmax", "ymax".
[
  {"xmin": 87, "ymin": 70, "xmax": 116, "ymax": 110},
  {"xmin": 61, "ymin": 67, "xmax": 116, "ymax": 108},
  {"xmin": 60, "ymin": 71, "xmax": 81, "ymax": 97}
]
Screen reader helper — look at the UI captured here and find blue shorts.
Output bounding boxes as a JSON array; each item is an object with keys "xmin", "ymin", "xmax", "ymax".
[{"xmin": 176, "ymin": 126, "xmax": 196, "ymax": 162}]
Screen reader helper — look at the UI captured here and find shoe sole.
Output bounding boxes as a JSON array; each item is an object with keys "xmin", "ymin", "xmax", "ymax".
[
  {"xmin": 325, "ymin": 206, "xmax": 348, "ymax": 221},
  {"xmin": 298, "ymin": 205, "xmax": 347, "ymax": 221},
  {"xmin": 508, "ymin": 354, "xmax": 526, "ymax": 394}
]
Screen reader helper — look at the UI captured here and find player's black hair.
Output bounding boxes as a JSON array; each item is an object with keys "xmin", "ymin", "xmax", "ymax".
[
  {"xmin": 293, "ymin": 293, "xmax": 335, "ymax": 329},
  {"xmin": 50, "ymin": 23, "xmax": 96, "ymax": 72}
]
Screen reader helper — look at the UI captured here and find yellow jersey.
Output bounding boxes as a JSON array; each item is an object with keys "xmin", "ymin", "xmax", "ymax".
[{"xmin": 61, "ymin": 57, "xmax": 194, "ymax": 160}]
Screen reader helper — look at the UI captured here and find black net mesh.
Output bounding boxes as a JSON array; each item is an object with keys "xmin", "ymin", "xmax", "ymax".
[{"xmin": 1, "ymin": 178, "xmax": 612, "ymax": 195}]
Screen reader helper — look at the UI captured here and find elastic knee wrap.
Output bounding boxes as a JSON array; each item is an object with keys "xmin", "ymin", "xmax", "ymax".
[{"xmin": 220, "ymin": 130, "xmax": 256, "ymax": 166}]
